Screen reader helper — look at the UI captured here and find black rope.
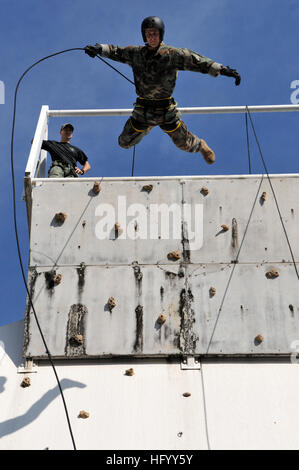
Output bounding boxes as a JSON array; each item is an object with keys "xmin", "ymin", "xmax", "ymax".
[
  {"xmin": 205, "ymin": 175, "xmax": 265, "ymax": 353},
  {"xmin": 131, "ymin": 145, "xmax": 136, "ymax": 176},
  {"xmin": 205, "ymin": 106, "xmax": 299, "ymax": 352},
  {"xmin": 95, "ymin": 54, "xmax": 135, "ymax": 86},
  {"xmin": 245, "ymin": 111, "xmax": 252, "ymax": 174},
  {"xmin": 245, "ymin": 106, "xmax": 299, "ymax": 281},
  {"xmin": 201, "ymin": 121, "xmax": 263, "ymax": 448},
  {"xmin": 11, "ymin": 48, "xmax": 138, "ymax": 449},
  {"xmin": 95, "ymin": 54, "xmax": 136, "ymax": 175},
  {"xmin": 11, "ymin": 47, "xmax": 87, "ymax": 451},
  {"xmin": 199, "ymin": 361, "xmax": 212, "ymax": 449},
  {"xmin": 204, "ymin": 107, "xmax": 262, "ymax": 352}
]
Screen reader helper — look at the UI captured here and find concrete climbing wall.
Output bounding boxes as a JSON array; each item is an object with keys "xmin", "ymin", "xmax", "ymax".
[{"xmin": 24, "ymin": 174, "xmax": 299, "ymax": 359}]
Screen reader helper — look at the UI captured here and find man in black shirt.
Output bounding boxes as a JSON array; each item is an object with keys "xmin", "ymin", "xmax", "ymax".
[{"xmin": 42, "ymin": 123, "xmax": 91, "ymax": 178}]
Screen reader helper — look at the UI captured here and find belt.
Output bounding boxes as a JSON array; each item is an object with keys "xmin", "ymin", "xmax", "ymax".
[{"xmin": 136, "ymin": 97, "xmax": 175, "ymax": 109}]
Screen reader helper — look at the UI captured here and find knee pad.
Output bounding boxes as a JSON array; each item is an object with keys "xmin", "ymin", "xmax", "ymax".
[
  {"xmin": 130, "ymin": 117, "xmax": 150, "ymax": 132},
  {"xmin": 160, "ymin": 120, "xmax": 182, "ymax": 133}
]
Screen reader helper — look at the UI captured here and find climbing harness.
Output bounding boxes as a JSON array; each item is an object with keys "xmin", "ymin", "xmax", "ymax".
[{"xmin": 136, "ymin": 96, "xmax": 175, "ymax": 108}]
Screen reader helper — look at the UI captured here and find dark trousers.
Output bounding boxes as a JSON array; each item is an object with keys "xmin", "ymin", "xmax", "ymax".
[{"xmin": 118, "ymin": 102, "xmax": 202, "ymax": 153}]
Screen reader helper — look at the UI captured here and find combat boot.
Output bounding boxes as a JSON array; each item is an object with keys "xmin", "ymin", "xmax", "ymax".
[{"xmin": 199, "ymin": 139, "xmax": 215, "ymax": 164}]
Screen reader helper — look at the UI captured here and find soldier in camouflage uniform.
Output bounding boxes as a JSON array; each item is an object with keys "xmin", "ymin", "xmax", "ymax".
[{"xmin": 85, "ymin": 16, "xmax": 240, "ymax": 164}]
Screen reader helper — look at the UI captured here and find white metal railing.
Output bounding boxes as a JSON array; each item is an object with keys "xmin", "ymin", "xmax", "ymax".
[
  {"xmin": 25, "ymin": 104, "xmax": 299, "ymax": 178},
  {"xmin": 25, "ymin": 105, "xmax": 49, "ymax": 178},
  {"xmin": 48, "ymin": 104, "xmax": 299, "ymax": 117}
]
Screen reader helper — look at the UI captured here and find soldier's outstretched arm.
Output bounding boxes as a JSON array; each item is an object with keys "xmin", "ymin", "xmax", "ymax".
[
  {"xmin": 170, "ymin": 46, "xmax": 223, "ymax": 77},
  {"xmin": 170, "ymin": 47, "xmax": 240, "ymax": 85},
  {"xmin": 85, "ymin": 44, "xmax": 136, "ymax": 66}
]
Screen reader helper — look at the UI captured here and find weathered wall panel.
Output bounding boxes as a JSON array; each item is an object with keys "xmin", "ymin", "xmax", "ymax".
[
  {"xmin": 29, "ymin": 179, "xmax": 184, "ymax": 266},
  {"xmin": 24, "ymin": 175, "xmax": 299, "ymax": 359},
  {"xmin": 24, "ymin": 263, "xmax": 299, "ymax": 358},
  {"xmin": 182, "ymin": 176, "xmax": 299, "ymax": 263}
]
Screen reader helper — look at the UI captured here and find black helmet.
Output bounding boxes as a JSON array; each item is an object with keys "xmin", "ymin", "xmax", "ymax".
[{"xmin": 141, "ymin": 16, "xmax": 165, "ymax": 43}]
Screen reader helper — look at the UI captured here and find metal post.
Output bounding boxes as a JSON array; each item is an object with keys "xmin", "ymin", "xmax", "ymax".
[{"xmin": 25, "ymin": 105, "xmax": 49, "ymax": 178}]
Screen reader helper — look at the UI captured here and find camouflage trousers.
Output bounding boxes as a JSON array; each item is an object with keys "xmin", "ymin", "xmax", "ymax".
[
  {"xmin": 48, "ymin": 160, "xmax": 78, "ymax": 178},
  {"xmin": 118, "ymin": 101, "xmax": 202, "ymax": 153}
]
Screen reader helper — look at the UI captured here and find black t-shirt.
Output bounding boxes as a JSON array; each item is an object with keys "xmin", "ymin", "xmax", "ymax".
[{"xmin": 41, "ymin": 140, "xmax": 88, "ymax": 169}]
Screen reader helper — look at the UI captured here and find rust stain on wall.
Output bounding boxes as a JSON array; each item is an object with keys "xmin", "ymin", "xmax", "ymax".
[
  {"xmin": 23, "ymin": 267, "xmax": 39, "ymax": 356},
  {"xmin": 134, "ymin": 305, "xmax": 144, "ymax": 353},
  {"xmin": 65, "ymin": 304, "xmax": 88, "ymax": 357},
  {"xmin": 179, "ymin": 288, "xmax": 198, "ymax": 354}
]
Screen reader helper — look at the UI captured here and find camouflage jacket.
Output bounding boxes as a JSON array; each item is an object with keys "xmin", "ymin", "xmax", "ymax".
[{"xmin": 98, "ymin": 42, "xmax": 222, "ymax": 99}]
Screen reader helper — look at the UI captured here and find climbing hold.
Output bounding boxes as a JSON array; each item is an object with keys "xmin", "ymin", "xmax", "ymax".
[
  {"xmin": 183, "ymin": 392, "xmax": 191, "ymax": 397},
  {"xmin": 221, "ymin": 224, "xmax": 229, "ymax": 232},
  {"xmin": 108, "ymin": 296, "xmax": 116, "ymax": 310},
  {"xmin": 125, "ymin": 368, "xmax": 134, "ymax": 376},
  {"xmin": 54, "ymin": 212, "xmax": 67, "ymax": 223},
  {"xmin": 266, "ymin": 269, "xmax": 279, "ymax": 279},
  {"xmin": 45, "ymin": 271, "xmax": 62, "ymax": 289},
  {"xmin": 142, "ymin": 184, "xmax": 153, "ymax": 193},
  {"xmin": 209, "ymin": 286, "xmax": 216, "ymax": 297},
  {"xmin": 114, "ymin": 222, "xmax": 123, "ymax": 235},
  {"xmin": 21, "ymin": 377, "xmax": 31, "ymax": 388},
  {"xmin": 157, "ymin": 314, "xmax": 166, "ymax": 325},
  {"xmin": 53, "ymin": 273, "xmax": 62, "ymax": 285},
  {"xmin": 261, "ymin": 192, "xmax": 267, "ymax": 201},
  {"xmin": 255, "ymin": 334, "xmax": 264, "ymax": 344},
  {"xmin": 69, "ymin": 334, "xmax": 83, "ymax": 346},
  {"xmin": 78, "ymin": 410, "xmax": 90, "ymax": 419},
  {"xmin": 92, "ymin": 182, "xmax": 101, "ymax": 194},
  {"xmin": 167, "ymin": 250, "xmax": 181, "ymax": 261},
  {"xmin": 201, "ymin": 187, "xmax": 209, "ymax": 196}
]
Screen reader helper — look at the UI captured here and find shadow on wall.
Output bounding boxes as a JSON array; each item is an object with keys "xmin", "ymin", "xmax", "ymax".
[
  {"xmin": 0, "ymin": 378, "xmax": 86, "ymax": 439},
  {"xmin": 0, "ymin": 321, "xmax": 24, "ymax": 368},
  {"xmin": 0, "ymin": 377, "xmax": 7, "ymax": 393}
]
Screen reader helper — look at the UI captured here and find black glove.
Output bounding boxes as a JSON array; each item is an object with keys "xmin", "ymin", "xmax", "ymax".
[
  {"xmin": 220, "ymin": 66, "xmax": 241, "ymax": 86},
  {"xmin": 84, "ymin": 44, "xmax": 102, "ymax": 58}
]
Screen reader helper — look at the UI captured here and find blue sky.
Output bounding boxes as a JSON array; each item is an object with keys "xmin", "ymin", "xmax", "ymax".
[{"xmin": 0, "ymin": 0, "xmax": 298, "ymax": 326}]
